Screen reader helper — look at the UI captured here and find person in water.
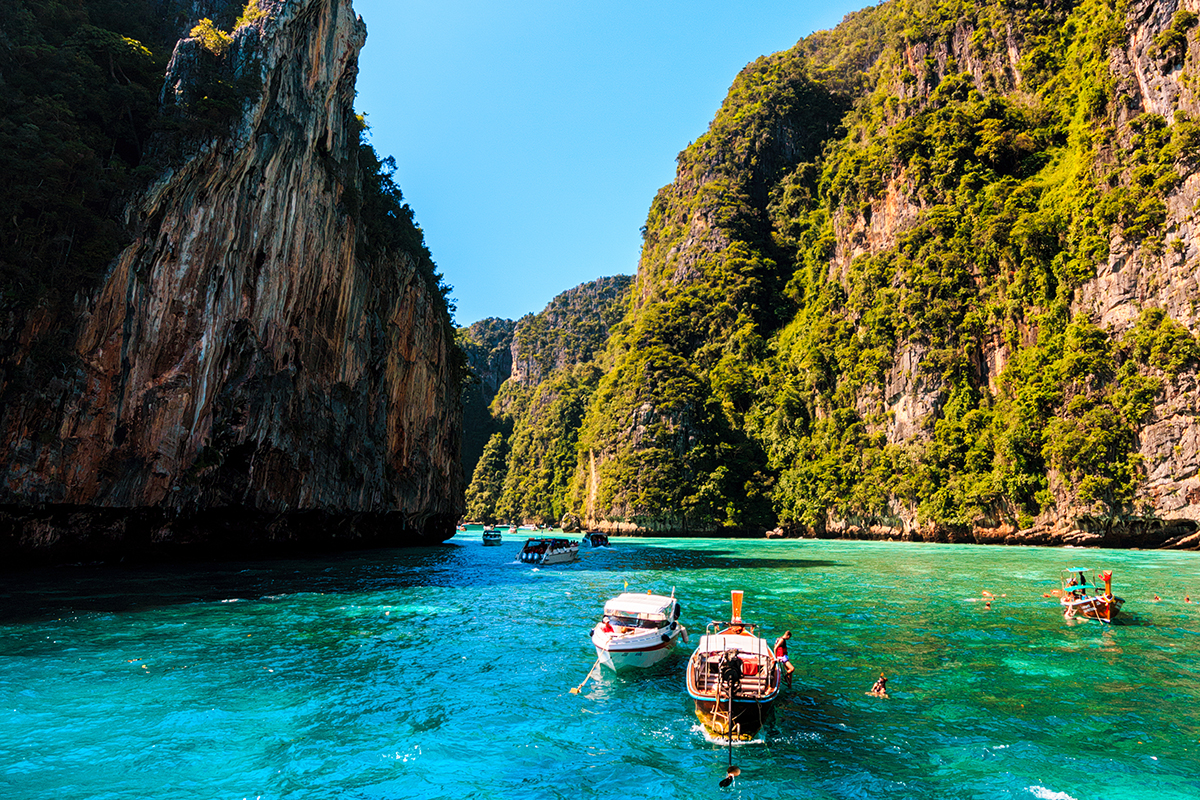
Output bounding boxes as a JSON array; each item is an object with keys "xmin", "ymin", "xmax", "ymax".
[
  {"xmin": 774, "ymin": 630, "xmax": 794, "ymax": 688},
  {"xmin": 870, "ymin": 673, "xmax": 888, "ymax": 697}
]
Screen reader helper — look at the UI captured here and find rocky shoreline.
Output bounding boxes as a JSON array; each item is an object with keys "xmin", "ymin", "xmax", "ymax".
[
  {"xmin": 575, "ymin": 514, "xmax": 1200, "ymax": 549},
  {"xmin": 771, "ymin": 516, "xmax": 1200, "ymax": 549}
]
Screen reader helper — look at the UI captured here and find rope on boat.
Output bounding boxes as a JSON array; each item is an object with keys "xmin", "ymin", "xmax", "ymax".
[{"xmin": 714, "ymin": 648, "xmax": 743, "ymax": 786}]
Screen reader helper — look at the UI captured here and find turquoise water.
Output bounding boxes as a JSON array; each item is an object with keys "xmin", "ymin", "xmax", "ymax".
[{"xmin": 2, "ymin": 535, "xmax": 1199, "ymax": 800}]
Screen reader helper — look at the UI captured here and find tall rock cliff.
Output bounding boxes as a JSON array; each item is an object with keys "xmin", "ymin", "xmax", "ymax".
[
  {"xmin": 0, "ymin": 0, "xmax": 465, "ymax": 562},
  {"xmin": 458, "ymin": 317, "xmax": 516, "ymax": 479},
  {"xmin": 508, "ymin": 276, "xmax": 635, "ymax": 387},
  {"xmin": 573, "ymin": 0, "xmax": 1200, "ymax": 548},
  {"xmin": 463, "ymin": 276, "xmax": 633, "ymax": 525}
]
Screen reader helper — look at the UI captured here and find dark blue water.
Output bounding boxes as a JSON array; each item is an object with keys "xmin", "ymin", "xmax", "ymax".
[{"xmin": 2, "ymin": 535, "xmax": 1198, "ymax": 799}]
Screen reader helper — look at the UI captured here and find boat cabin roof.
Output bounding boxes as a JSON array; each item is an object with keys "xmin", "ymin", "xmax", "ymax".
[
  {"xmin": 1061, "ymin": 567, "xmax": 1097, "ymax": 589},
  {"xmin": 603, "ymin": 592, "xmax": 676, "ymax": 619},
  {"xmin": 695, "ymin": 631, "xmax": 772, "ymax": 655}
]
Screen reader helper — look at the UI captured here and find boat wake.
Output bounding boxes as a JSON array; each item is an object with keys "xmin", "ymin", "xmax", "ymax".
[
  {"xmin": 1026, "ymin": 787, "xmax": 1078, "ymax": 800},
  {"xmin": 693, "ymin": 724, "xmax": 764, "ymax": 746}
]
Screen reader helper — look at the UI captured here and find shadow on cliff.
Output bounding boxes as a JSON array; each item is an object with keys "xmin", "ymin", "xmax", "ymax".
[{"xmin": 0, "ymin": 540, "xmax": 839, "ymax": 623}]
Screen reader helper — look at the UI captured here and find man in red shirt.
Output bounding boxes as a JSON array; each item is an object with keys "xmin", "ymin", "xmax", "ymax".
[{"xmin": 774, "ymin": 630, "xmax": 794, "ymax": 688}]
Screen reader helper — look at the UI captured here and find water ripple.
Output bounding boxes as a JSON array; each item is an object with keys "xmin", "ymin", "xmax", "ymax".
[{"xmin": 1, "ymin": 537, "xmax": 1199, "ymax": 798}]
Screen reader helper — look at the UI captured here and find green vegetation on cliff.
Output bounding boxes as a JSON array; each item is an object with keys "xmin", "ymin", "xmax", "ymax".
[
  {"xmin": 494, "ymin": 365, "xmax": 600, "ymax": 525},
  {"xmin": 566, "ymin": 0, "xmax": 1200, "ymax": 536},
  {"xmin": 458, "ymin": 318, "xmax": 517, "ymax": 480},
  {"xmin": 0, "ymin": 0, "xmax": 166, "ymax": 307},
  {"xmin": 462, "ymin": 277, "xmax": 633, "ymax": 525}
]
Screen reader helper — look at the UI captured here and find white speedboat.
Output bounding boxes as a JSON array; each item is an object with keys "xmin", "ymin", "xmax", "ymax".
[
  {"xmin": 590, "ymin": 592, "xmax": 687, "ymax": 672},
  {"xmin": 518, "ymin": 537, "xmax": 579, "ymax": 565},
  {"xmin": 685, "ymin": 590, "xmax": 782, "ymax": 741},
  {"xmin": 482, "ymin": 527, "xmax": 502, "ymax": 546}
]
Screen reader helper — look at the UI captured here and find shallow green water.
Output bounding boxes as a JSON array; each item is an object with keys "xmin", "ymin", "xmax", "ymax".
[{"xmin": 2, "ymin": 535, "xmax": 1199, "ymax": 799}]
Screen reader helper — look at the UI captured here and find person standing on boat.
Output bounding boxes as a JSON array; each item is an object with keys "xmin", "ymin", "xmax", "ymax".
[{"xmin": 774, "ymin": 631, "xmax": 794, "ymax": 688}]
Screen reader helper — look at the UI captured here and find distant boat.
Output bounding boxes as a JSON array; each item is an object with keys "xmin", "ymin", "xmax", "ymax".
[
  {"xmin": 590, "ymin": 591, "xmax": 686, "ymax": 672},
  {"xmin": 518, "ymin": 537, "xmax": 579, "ymax": 565},
  {"xmin": 685, "ymin": 590, "xmax": 782, "ymax": 741},
  {"xmin": 1060, "ymin": 567, "xmax": 1124, "ymax": 622},
  {"xmin": 581, "ymin": 531, "xmax": 609, "ymax": 547},
  {"xmin": 482, "ymin": 528, "xmax": 502, "ymax": 546}
]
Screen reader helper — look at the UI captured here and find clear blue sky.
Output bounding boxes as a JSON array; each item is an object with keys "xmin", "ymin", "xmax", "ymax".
[{"xmin": 351, "ymin": 0, "xmax": 872, "ymax": 327}]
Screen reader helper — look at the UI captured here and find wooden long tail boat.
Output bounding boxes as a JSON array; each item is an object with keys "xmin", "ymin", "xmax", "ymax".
[
  {"xmin": 1060, "ymin": 568, "xmax": 1124, "ymax": 622},
  {"xmin": 685, "ymin": 590, "xmax": 781, "ymax": 741}
]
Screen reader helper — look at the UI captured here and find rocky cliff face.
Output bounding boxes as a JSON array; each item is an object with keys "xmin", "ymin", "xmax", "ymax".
[
  {"xmin": 829, "ymin": 0, "xmax": 1200, "ymax": 548},
  {"xmin": 0, "ymin": 0, "xmax": 464, "ymax": 563},
  {"xmin": 458, "ymin": 317, "xmax": 516, "ymax": 478},
  {"xmin": 1076, "ymin": 0, "xmax": 1200, "ymax": 541},
  {"xmin": 462, "ymin": 276, "xmax": 634, "ymax": 526},
  {"xmin": 572, "ymin": 0, "xmax": 1200, "ymax": 548},
  {"xmin": 509, "ymin": 275, "xmax": 632, "ymax": 386}
]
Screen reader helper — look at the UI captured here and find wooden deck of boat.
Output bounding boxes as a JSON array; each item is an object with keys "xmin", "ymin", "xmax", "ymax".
[{"xmin": 690, "ymin": 657, "xmax": 775, "ymax": 699}]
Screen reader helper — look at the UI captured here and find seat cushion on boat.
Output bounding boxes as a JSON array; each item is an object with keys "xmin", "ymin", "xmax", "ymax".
[{"xmin": 740, "ymin": 657, "xmax": 759, "ymax": 676}]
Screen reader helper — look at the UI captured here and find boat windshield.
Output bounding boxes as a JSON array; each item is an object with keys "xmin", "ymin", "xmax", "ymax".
[{"xmin": 608, "ymin": 614, "xmax": 666, "ymax": 630}]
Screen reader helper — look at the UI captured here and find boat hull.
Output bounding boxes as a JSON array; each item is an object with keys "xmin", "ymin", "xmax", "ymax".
[
  {"xmin": 534, "ymin": 549, "xmax": 578, "ymax": 565},
  {"xmin": 692, "ymin": 697, "xmax": 776, "ymax": 741},
  {"xmin": 686, "ymin": 632, "xmax": 782, "ymax": 740},
  {"xmin": 1062, "ymin": 594, "xmax": 1124, "ymax": 622},
  {"xmin": 593, "ymin": 628, "xmax": 685, "ymax": 672},
  {"xmin": 518, "ymin": 547, "xmax": 579, "ymax": 564}
]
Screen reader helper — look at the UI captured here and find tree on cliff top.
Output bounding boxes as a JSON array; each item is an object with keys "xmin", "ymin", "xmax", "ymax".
[{"xmin": 0, "ymin": 0, "xmax": 166, "ymax": 311}]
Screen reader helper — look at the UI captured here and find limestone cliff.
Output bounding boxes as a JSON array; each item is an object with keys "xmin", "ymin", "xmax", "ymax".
[
  {"xmin": 0, "ymin": 0, "xmax": 464, "ymax": 563},
  {"xmin": 458, "ymin": 317, "xmax": 516, "ymax": 479},
  {"xmin": 509, "ymin": 276, "xmax": 634, "ymax": 387},
  {"xmin": 462, "ymin": 276, "xmax": 633, "ymax": 526},
  {"xmin": 572, "ymin": 0, "xmax": 1200, "ymax": 548}
]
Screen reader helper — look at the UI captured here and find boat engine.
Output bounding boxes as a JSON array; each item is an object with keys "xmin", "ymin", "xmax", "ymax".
[{"xmin": 718, "ymin": 649, "xmax": 743, "ymax": 689}]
